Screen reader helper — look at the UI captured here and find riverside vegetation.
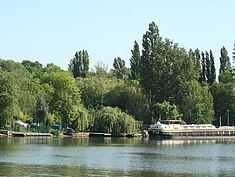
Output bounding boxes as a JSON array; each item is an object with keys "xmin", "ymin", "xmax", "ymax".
[{"xmin": 1, "ymin": 22, "xmax": 235, "ymax": 135}]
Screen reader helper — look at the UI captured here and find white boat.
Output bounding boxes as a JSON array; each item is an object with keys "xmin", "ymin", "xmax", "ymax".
[{"xmin": 148, "ymin": 120, "xmax": 235, "ymax": 138}]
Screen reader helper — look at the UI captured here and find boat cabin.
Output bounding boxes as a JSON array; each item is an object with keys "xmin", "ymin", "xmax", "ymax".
[{"xmin": 149, "ymin": 120, "xmax": 216, "ymax": 130}]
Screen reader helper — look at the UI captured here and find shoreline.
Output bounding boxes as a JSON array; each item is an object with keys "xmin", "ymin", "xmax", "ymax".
[{"xmin": 0, "ymin": 131, "xmax": 143, "ymax": 138}]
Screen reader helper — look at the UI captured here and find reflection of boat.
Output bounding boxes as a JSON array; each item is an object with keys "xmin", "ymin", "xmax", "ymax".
[
  {"xmin": 148, "ymin": 120, "xmax": 235, "ymax": 139},
  {"xmin": 151, "ymin": 139, "xmax": 217, "ymax": 145}
]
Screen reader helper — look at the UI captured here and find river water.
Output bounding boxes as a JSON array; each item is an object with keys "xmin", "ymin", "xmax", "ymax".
[{"xmin": 0, "ymin": 137, "xmax": 234, "ymax": 177}]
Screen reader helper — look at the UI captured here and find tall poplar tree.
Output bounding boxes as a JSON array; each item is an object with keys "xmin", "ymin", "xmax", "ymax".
[
  {"xmin": 68, "ymin": 52, "xmax": 79, "ymax": 78},
  {"xmin": 130, "ymin": 41, "xmax": 141, "ymax": 80},
  {"xmin": 194, "ymin": 49, "xmax": 202, "ymax": 81},
  {"xmin": 232, "ymin": 42, "xmax": 235, "ymax": 71},
  {"xmin": 140, "ymin": 21, "xmax": 189, "ymax": 104},
  {"xmin": 218, "ymin": 46, "xmax": 233, "ymax": 83},
  {"xmin": 205, "ymin": 51, "xmax": 210, "ymax": 83},
  {"xmin": 219, "ymin": 46, "xmax": 231, "ymax": 74},
  {"xmin": 68, "ymin": 50, "xmax": 90, "ymax": 78},
  {"xmin": 140, "ymin": 22, "xmax": 162, "ymax": 103},
  {"xmin": 81, "ymin": 50, "xmax": 90, "ymax": 78},
  {"xmin": 209, "ymin": 50, "xmax": 216, "ymax": 84},
  {"xmin": 199, "ymin": 52, "xmax": 206, "ymax": 83}
]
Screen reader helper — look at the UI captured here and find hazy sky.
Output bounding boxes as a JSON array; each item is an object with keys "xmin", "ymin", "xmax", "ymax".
[{"xmin": 0, "ymin": 0, "xmax": 235, "ymax": 71}]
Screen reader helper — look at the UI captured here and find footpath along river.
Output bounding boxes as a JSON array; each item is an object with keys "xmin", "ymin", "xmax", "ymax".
[{"xmin": 0, "ymin": 137, "xmax": 234, "ymax": 177}]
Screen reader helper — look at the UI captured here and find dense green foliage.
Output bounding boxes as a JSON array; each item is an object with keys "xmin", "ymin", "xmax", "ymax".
[
  {"xmin": 105, "ymin": 80, "xmax": 150, "ymax": 122},
  {"xmin": 177, "ymin": 81, "xmax": 214, "ymax": 124},
  {"xmin": 0, "ymin": 21, "xmax": 235, "ymax": 132},
  {"xmin": 0, "ymin": 72, "xmax": 17, "ymax": 128},
  {"xmin": 210, "ymin": 83, "xmax": 235, "ymax": 126},
  {"xmin": 152, "ymin": 101, "xmax": 182, "ymax": 121},
  {"xmin": 77, "ymin": 76, "xmax": 123, "ymax": 109},
  {"xmin": 42, "ymin": 71, "xmax": 82, "ymax": 126}
]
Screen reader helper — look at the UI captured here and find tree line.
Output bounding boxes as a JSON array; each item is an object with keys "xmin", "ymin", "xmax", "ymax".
[{"xmin": 1, "ymin": 22, "xmax": 235, "ymax": 134}]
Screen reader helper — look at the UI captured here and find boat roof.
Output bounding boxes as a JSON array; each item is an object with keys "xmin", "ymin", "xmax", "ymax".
[{"xmin": 159, "ymin": 120, "xmax": 183, "ymax": 124}]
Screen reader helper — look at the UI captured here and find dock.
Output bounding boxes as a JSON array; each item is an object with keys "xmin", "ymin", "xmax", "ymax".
[
  {"xmin": 0, "ymin": 130, "xmax": 12, "ymax": 136},
  {"xmin": 89, "ymin": 132, "xmax": 111, "ymax": 137},
  {"xmin": 63, "ymin": 132, "xmax": 90, "ymax": 137},
  {"xmin": 12, "ymin": 132, "xmax": 52, "ymax": 137},
  {"xmin": 0, "ymin": 133, "xmax": 6, "ymax": 137}
]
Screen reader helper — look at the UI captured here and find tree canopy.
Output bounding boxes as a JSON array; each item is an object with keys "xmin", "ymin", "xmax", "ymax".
[{"xmin": 68, "ymin": 50, "xmax": 90, "ymax": 78}]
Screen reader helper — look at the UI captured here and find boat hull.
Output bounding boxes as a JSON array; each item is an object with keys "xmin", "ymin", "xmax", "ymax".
[{"xmin": 148, "ymin": 129, "xmax": 235, "ymax": 139}]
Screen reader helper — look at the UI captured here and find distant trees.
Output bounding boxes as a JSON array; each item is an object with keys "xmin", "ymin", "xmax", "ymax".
[{"xmin": 68, "ymin": 50, "xmax": 90, "ymax": 78}]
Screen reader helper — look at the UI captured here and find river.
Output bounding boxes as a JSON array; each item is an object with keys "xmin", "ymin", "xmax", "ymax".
[{"xmin": 0, "ymin": 137, "xmax": 234, "ymax": 177}]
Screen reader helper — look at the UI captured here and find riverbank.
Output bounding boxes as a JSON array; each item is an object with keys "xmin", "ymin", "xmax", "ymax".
[
  {"xmin": 63, "ymin": 132, "xmax": 143, "ymax": 138},
  {"xmin": 0, "ymin": 130, "xmax": 144, "ymax": 138}
]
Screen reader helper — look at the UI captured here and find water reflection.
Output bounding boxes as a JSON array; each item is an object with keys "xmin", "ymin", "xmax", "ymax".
[
  {"xmin": 0, "ymin": 162, "xmax": 203, "ymax": 177},
  {"xmin": 149, "ymin": 138, "xmax": 235, "ymax": 146},
  {"xmin": 0, "ymin": 137, "xmax": 235, "ymax": 177}
]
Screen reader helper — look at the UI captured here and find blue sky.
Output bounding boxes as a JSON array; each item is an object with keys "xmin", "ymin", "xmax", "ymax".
[{"xmin": 0, "ymin": 0, "xmax": 235, "ymax": 72}]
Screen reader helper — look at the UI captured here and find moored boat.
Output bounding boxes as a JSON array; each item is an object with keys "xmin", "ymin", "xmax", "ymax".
[{"xmin": 148, "ymin": 120, "xmax": 235, "ymax": 139}]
